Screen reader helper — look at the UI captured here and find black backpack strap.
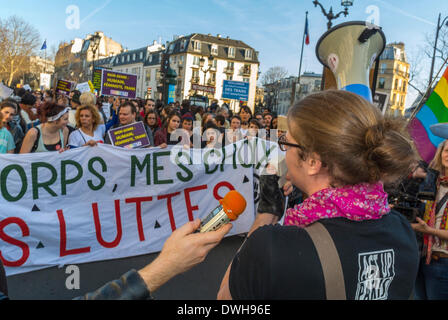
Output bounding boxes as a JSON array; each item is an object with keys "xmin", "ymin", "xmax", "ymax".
[
  {"xmin": 31, "ymin": 126, "xmax": 41, "ymax": 153},
  {"xmin": 304, "ymin": 222, "xmax": 346, "ymax": 300}
]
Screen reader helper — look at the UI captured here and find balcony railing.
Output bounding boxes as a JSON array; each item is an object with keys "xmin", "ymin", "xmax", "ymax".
[
  {"xmin": 224, "ymin": 67, "xmax": 234, "ymax": 74},
  {"xmin": 191, "ymin": 77, "xmax": 200, "ymax": 84},
  {"xmin": 240, "ymin": 67, "xmax": 251, "ymax": 76},
  {"xmin": 379, "ymin": 68, "xmax": 409, "ymax": 78}
]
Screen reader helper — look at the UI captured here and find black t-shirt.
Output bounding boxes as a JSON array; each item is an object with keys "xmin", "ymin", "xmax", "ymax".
[{"xmin": 229, "ymin": 211, "xmax": 419, "ymax": 300}]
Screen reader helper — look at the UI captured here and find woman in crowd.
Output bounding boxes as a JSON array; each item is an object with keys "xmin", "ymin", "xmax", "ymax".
[
  {"xmin": 201, "ymin": 113, "xmax": 216, "ymax": 132},
  {"xmin": 20, "ymin": 102, "xmax": 70, "ymax": 153},
  {"xmin": 160, "ymin": 105, "xmax": 173, "ymax": 128},
  {"xmin": 144, "ymin": 110, "xmax": 161, "ymax": 138},
  {"xmin": 218, "ymin": 89, "xmax": 420, "ymax": 300},
  {"xmin": 246, "ymin": 118, "xmax": 261, "ymax": 139},
  {"xmin": 412, "ymin": 139, "xmax": 448, "ymax": 300},
  {"xmin": 0, "ymin": 109, "xmax": 15, "ymax": 154},
  {"xmin": 154, "ymin": 111, "xmax": 183, "ymax": 148},
  {"xmin": 68, "ymin": 104, "xmax": 106, "ymax": 148},
  {"xmin": 238, "ymin": 106, "xmax": 252, "ymax": 135},
  {"xmin": 225, "ymin": 115, "xmax": 243, "ymax": 145},
  {"xmin": 202, "ymin": 121, "xmax": 222, "ymax": 149},
  {"xmin": 0, "ymin": 100, "xmax": 24, "ymax": 152}
]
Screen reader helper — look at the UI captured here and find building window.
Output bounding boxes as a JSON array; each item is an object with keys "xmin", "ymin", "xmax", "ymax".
[
  {"xmin": 212, "ymin": 59, "xmax": 217, "ymax": 69},
  {"xmin": 380, "ymin": 63, "xmax": 387, "ymax": 74},
  {"xmin": 228, "ymin": 47, "xmax": 235, "ymax": 58},
  {"xmin": 243, "ymin": 78, "xmax": 250, "ymax": 83},
  {"xmin": 140, "ymin": 52, "xmax": 143, "ymax": 60},
  {"xmin": 394, "ymin": 79, "xmax": 399, "ymax": 90},
  {"xmin": 192, "ymin": 69, "xmax": 200, "ymax": 83},
  {"xmin": 127, "ymin": 55, "xmax": 130, "ymax": 62},
  {"xmin": 132, "ymin": 53, "xmax": 136, "ymax": 61},
  {"xmin": 226, "ymin": 74, "xmax": 233, "ymax": 80},
  {"xmin": 211, "ymin": 44, "xmax": 218, "ymax": 55},
  {"xmin": 379, "ymin": 77, "xmax": 385, "ymax": 89},
  {"xmin": 122, "ymin": 56, "xmax": 125, "ymax": 63},
  {"xmin": 402, "ymin": 81, "xmax": 407, "ymax": 92},
  {"xmin": 193, "ymin": 56, "xmax": 200, "ymax": 66},
  {"xmin": 180, "ymin": 39, "xmax": 187, "ymax": 51},
  {"xmin": 245, "ymin": 49, "xmax": 253, "ymax": 60},
  {"xmin": 193, "ymin": 40, "xmax": 201, "ymax": 52},
  {"xmin": 146, "ymin": 70, "xmax": 151, "ymax": 82}
]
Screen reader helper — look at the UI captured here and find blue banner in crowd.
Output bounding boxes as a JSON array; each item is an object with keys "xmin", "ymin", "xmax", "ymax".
[{"xmin": 222, "ymin": 80, "xmax": 249, "ymax": 101}]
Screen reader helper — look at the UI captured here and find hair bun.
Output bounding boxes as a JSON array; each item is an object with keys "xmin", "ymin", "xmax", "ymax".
[{"xmin": 364, "ymin": 123, "xmax": 385, "ymax": 150}]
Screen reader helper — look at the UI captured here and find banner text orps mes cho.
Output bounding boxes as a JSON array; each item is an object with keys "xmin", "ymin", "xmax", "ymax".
[{"xmin": 0, "ymin": 139, "xmax": 280, "ymax": 275}]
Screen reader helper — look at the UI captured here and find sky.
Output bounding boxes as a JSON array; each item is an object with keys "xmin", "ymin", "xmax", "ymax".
[{"xmin": 1, "ymin": 0, "xmax": 448, "ymax": 107}]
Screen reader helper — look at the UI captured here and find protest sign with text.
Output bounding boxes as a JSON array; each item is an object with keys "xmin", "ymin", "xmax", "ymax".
[
  {"xmin": 101, "ymin": 70, "xmax": 137, "ymax": 99},
  {"xmin": 108, "ymin": 122, "xmax": 151, "ymax": 149},
  {"xmin": 56, "ymin": 80, "xmax": 73, "ymax": 96}
]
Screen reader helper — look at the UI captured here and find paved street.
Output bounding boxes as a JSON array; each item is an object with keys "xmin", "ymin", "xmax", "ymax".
[{"xmin": 7, "ymin": 235, "xmax": 245, "ymax": 300}]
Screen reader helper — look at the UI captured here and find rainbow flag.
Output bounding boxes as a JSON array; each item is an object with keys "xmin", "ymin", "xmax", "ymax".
[{"xmin": 409, "ymin": 66, "xmax": 448, "ymax": 163}]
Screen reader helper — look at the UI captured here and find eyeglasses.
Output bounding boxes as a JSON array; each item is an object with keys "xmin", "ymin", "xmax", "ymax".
[{"xmin": 278, "ymin": 134, "xmax": 305, "ymax": 152}]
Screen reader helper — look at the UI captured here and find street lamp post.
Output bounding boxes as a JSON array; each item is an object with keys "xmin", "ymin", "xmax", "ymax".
[
  {"xmin": 429, "ymin": 13, "xmax": 448, "ymax": 89},
  {"xmin": 313, "ymin": 0, "xmax": 353, "ymax": 30},
  {"xmin": 199, "ymin": 55, "xmax": 215, "ymax": 97},
  {"xmin": 313, "ymin": 0, "xmax": 354, "ymax": 90},
  {"xmin": 88, "ymin": 33, "xmax": 102, "ymax": 83}
]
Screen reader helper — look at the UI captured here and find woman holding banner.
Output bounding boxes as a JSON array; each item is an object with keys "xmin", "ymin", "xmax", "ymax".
[
  {"xmin": 68, "ymin": 104, "xmax": 106, "ymax": 148},
  {"xmin": 218, "ymin": 90, "xmax": 420, "ymax": 300},
  {"xmin": 20, "ymin": 102, "xmax": 70, "ymax": 153}
]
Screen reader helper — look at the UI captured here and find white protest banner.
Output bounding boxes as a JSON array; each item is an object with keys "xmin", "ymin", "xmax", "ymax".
[
  {"xmin": 0, "ymin": 141, "xmax": 274, "ymax": 276},
  {"xmin": 0, "ymin": 84, "xmax": 13, "ymax": 99},
  {"xmin": 40, "ymin": 73, "xmax": 51, "ymax": 90},
  {"xmin": 76, "ymin": 82, "xmax": 92, "ymax": 94}
]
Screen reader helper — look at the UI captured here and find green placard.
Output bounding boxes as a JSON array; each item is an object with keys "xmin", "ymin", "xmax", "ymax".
[{"xmin": 93, "ymin": 68, "xmax": 103, "ymax": 92}]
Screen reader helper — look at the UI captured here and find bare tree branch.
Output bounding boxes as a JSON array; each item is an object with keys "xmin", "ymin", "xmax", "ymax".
[
  {"xmin": 0, "ymin": 15, "xmax": 40, "ymax": 86},
  {"xmin": 261, "ymin": 66, "xmax": 289, "ymax": 86}
]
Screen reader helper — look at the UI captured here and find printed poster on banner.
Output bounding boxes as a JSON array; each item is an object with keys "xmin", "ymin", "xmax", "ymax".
[
  {"xmin": 76, "ymin": 82, "xmax": 93, "ymax": 94},
  {"xmin": 108, "ymin": 121, "xmax": 151, "ymax": 149},
  {"xmin": 40, "ymin": 73, "xmax": 52, "ymax": 90},
  {"xmin": 56, "ymin": 80, "xmax": 73, "ymax": 96},
  {"xmin": 101, "ymin": 69, "xmax": 137, "ymax": 99},
  {"xmin": 0, "ymin": 139, "xmax": 285, "ymax": 276}
]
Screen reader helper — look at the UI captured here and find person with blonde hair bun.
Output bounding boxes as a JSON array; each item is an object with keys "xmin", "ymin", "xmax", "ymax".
[
  {"xmin": 218, "ymin": 90, "xmax": 420, "ymax": 300},
  {"xmin": 79, "ymin": 92, "xmax": 97, "ymax": 107}
]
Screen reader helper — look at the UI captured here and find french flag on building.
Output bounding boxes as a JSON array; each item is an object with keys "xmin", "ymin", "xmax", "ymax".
[{"xmin": 304, "ymin": 15, "xmax": 310, "ymax": 45}]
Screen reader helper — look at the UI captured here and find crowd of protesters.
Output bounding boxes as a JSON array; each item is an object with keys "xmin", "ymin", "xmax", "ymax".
[{"xmin": 0, "ymin": 87, "xmax": 280, "ymax": 154}]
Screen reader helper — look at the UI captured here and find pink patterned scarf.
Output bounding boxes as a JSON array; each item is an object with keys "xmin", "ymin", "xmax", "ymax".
[{"xmin": 284, "ymin": 182, "xmax": 390, "ymax": 228}]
